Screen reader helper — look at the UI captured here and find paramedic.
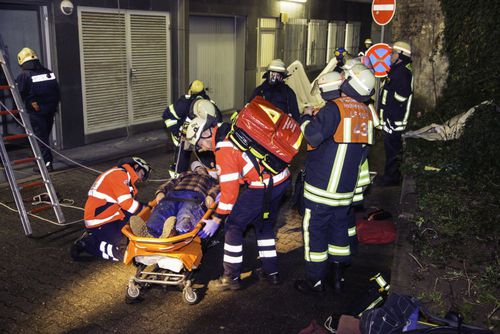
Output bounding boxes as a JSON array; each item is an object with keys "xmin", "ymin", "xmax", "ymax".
[
  {"xmin": 358, "ymin": 38, "xmax": 373, "ymax": 56},
  {"xmin": 163, "ymin": 80, "xmax": 219, "ymax": 175},
  {"xmin": 183, "ymin": 112, "xmax": 291, "ymax": 291},
  {"xmin": 294, "ymin": 65, "xmax": 376, "ymax": 295},
  {"xmin": 377, "ymin": 41, "xmax": 413, "ymax": 186},
  {"xmin": 15, "ymin": 47, "xmax": 60, "ymax": 172},
  {"xmin": 70, "ymin": 157, "xmax": 151, "ymax": 261},
  {"xmin": 248, "ymin": 59, "xmax": 300, "ymax": 121},
  {"xmin": 130, "ymin": 161, "xmax": 220, "ymax": 238}
]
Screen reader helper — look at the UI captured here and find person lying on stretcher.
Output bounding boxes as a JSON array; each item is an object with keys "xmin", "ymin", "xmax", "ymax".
[{"xmin": 130, "ymin": 161, "xmax": 220, "ymax": 238}]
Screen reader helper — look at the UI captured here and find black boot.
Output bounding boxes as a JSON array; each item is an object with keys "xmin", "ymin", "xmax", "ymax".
[{"xmin": 331, "ymin": 262, "xmax": 345, "ymax": 295}]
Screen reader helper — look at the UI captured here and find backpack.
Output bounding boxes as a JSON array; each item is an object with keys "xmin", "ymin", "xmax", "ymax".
[{"xmin": 228, "ymin": 96, "xmax": 303, "ymax": 174}]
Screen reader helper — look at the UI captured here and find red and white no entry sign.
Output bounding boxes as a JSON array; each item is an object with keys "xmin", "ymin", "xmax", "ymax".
[{"xmin": 372, "ymin": 0, "xmax": 396, "ymax": 26}]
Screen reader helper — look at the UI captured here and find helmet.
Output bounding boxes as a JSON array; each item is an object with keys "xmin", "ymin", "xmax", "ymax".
[
  {"xmin": 17, "ymin": 47, "xmax": 38, "ymax": 66},
  {"xmin": 188, "ymin": 80, "xmax": 204, "ymax": 95},
  {"xmin": 342, "ymin": 57, "xmax": 362, "ymax": 71},
  {"xmin": 313, "ymin": 71, "xmax": 343, "ymax": 100},
  {"xmin": 267, "ymin": 59, "xmax": 287, "ymax": 74},
  {"xmin": 364, "ymin": 38, "xmax": 373, "ymax": 46},
  {"xmin": 342, "ymin": 64, "xmax": 375, "ymax": 97},
  {"xmin": 393, "ymin": 41, "xmax": 411, "ymax": 57},
  {"xmin": 184, "ymin": 116, "xmax": 212, "ymax": 147},
  {"xmin": 190, "ymin": 99, "xmax": 218, "ymax": 119},
  {"xmin": 334, "ymin": 47, "xmax": 348, "ymax": 60},
  {"xmin": 118, "ymin": 156, "xmax": 152, "ymax": 181}
]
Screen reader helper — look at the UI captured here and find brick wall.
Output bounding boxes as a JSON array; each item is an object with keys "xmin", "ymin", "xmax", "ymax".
[{"xmin": 391, "ymin": 0, "xmax": 448, "ymax": 112}]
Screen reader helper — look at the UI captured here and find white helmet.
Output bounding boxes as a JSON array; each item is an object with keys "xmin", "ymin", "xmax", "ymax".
[
  {"xmin": 312, "ymin": 71, "xmax": 343, "ymax": 100},
  {"xmin": 342, "ymin": 57, "xmax": 362, "ymax": 71},
  {"xmin": 190, "ymin": 99, "xmax": 217, "ymax": 119},
  {"xmin": 183, "ymin": 116, "xmax": 211, "ymax": 147},
  {"xmin": 364, "ymin": 38, "xmax": 373, "ymax": 46},
  {"xmin": 343, "ymin": 64, "xmax": 376, "ymax": 97},
  {"xmin": 393, "ymin": 41, "xmax": 411, "ymax": 57},
  {"xmin": 267, "ymin": 59, "xmax": 287, "ymax": 74}
]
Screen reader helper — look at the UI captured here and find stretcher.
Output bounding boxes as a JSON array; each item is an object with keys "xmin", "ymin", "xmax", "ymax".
[{"xmin": 122, "ymin": 199, "xmax": 213, "ymax": 305}]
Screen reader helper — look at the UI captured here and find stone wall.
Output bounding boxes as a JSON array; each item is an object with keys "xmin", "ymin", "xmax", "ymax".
[{"xmin": 391, "ymin": 0, "xmax": 448, "ymax": 113}]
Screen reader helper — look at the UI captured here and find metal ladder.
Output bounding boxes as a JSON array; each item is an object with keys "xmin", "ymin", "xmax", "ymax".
[{"xmin": 0, "ymin": 49, "xmax": 65, "ymax": 236}]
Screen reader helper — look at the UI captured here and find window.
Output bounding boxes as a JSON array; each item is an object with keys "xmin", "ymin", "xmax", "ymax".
[{"xmin": 284, "ymin": 18, "xmax": 307, "ymax": 66}]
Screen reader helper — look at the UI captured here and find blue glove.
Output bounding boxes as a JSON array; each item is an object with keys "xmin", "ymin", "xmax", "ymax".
[{"xmin": 198, "ymin": 218, "xmax": 220, "ymax": 239}]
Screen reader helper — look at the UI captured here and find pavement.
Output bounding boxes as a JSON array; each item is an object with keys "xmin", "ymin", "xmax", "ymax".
[{"xmin": 0, "ymin": 130, "xmax": 408, "ymax": 333}]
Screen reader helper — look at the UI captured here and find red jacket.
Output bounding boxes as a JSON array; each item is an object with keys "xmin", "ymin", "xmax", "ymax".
[
  {"xmin": 84, "ymin": 164, "xmax": 142, "ymax": 228},
  {"xmin": 214, "ymin": 136, "xmax": 290, "ymax": 216}
]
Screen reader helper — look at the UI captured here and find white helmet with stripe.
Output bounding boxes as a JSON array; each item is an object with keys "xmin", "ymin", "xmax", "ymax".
[{"xmin": 393, "ymin": 41, "xmax": 411, "ymax": 57}]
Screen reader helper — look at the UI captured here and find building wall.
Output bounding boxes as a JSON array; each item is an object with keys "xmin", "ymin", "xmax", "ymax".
[
  {"xmin": 391, "ymin": 0, "xmax": 448, "ymax": 113},
  {"xmin": 47, "ymin": 0, "xmax": 372, "ymax": 148}
]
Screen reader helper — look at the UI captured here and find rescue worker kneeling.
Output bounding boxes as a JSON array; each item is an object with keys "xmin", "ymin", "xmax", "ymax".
[
  {"xmin": 71, "ymin": 157, "xmax": 151, "ymax": 261},
  {"xmin": 295, "ymin": 65, "xmax": 375, "ymax": 295},
  {"xmin": 183, "ymin": 110, "xmax": 291, "ymax": 291}
]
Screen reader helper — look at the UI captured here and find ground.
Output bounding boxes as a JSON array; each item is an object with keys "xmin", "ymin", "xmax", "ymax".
[{"xmin": 0, "ymin": 138, "xmax": 398, "ymax": 334}]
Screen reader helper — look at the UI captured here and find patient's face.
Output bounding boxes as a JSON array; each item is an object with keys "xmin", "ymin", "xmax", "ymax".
[{"xmin": 194, "ymin": 166, "xmax": 208, "ymax": 175}]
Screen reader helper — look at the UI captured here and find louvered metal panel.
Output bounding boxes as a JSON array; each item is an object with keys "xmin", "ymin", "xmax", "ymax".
[
  {"xmin": 306, "ymin": 19, "xmax": 328, "ymax": 66},
  {"xmin": 189, "ymin": 16, "xmax": 236, "ymax": 112},
  {"xmin": 79, "ymin": 10, "xmax": 128, "ymax": 134},
  {"xmin": 130, "ymin": 13, "xmax": 170, "ymax": 123},
  {"xmin": 327, "ymin": 21, "xmax": 347, "ymax": 62},
  {"xmin": 284, "ymin": 18, "xmax": 307, "ymax": 66},
  {"xmin": 345, "ymin": 22, "xmax": 361, "ymax": 55},
  {"xmin": 259, "ymin": 18, "xmax": 278, "ymax": 29}
]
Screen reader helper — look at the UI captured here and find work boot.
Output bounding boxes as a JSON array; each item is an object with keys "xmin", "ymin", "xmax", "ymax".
[
  {"xmin": 160, "ymin": 216, "xmax": 176, "ymax": 238},
  {"xmin": 331, "ymin": 262, "xmax": 346, "ymax": 295},
  {"xmin": 70, "ymin": 231, "xmax": 92, "ymax": 261},
  {"xmin": 258, "ymin": 270, "xmax": 282, "ymax": 285},
  {"xmin": 208, "ymin": 275, "xmax": 241, "ymax": 291},
  {"xmin": 294, "ymin": 279, "xmax": 326, "ymax": 295},
  {"xmin": 129, "ymin": 216, "xmax": 150, "ymax": 237}
]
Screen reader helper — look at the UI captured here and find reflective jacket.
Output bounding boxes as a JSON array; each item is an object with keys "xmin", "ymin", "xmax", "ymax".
[
  {"xmin": 300, "ymin": 96, "xmax": 370, "ymax": 207},
  {"xmin": 249, "ymin": 80, "xmax": 300, "ymax": 122},
  {"xmin": 212, "ymin": 127, "xmax": 290, "ymax": 217},
  {"xmin": 84, "ymin": 164, "xmax": 143, "ymax": 228},
  {"xmin": 162, "ymin": 92, "xmax": 211, "ymax": 146},
  {"xmin": 15, "ymin": 60, "xmax": 60, "ymax": 115},
  {"xmin": 379, "ymin": 59, "xmax": 413, "ymax": 132}
]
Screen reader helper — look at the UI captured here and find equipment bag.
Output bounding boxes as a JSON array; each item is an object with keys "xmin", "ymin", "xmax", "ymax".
[
  {"xmin": 356, "ymin": 219, "xmax": 397, "ymax": 244},
  {"xmin": 228, "ymin": 96, "xmax": 303, "ymax": 174}
]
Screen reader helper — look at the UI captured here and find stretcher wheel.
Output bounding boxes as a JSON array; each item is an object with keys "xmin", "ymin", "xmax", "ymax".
[
  {"xmin": 182, "ymin": 287, "xmax": 199, "ymax": 305},
  {"xmin": 125, "ymin": 280, "xmax": 143, "ymax": 304}
]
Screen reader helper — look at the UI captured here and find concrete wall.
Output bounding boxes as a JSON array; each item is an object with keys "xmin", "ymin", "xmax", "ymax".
[{"xmin": 391, "ymin": 0, "xmax": 448, "ymax": 113}]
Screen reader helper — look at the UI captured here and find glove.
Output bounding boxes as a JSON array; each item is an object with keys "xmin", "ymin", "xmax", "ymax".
[{"xmin": 198, "ymin": 218, "xmax": 220, "ymax": 239}]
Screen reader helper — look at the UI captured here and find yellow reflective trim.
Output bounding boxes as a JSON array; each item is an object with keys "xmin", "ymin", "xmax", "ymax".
[
  {"xmin": 327, "ymin": 144, "xmax": 347, "ymax": 193},
  {"xmin": 164, "ymin": 119, "xmax": 177, "ymax": 128},
  {"xmin": 168, "ymin": 104, "xmax": 180, "ymax": 119},
  {"xmin": 328, "ymin": 244, "xmax": 350, "ymax": 256},
  {"xmin": 171, "ymin": 133, "xmax": 179, "ymax": 146},
  {"xmin": 394, "ymin": 91, "xmax": 408, "ymax": 102},
  {"xmin": 303, "ymin": 208, "xmax": 311, "ymax": 261},
  {"xmin": 300, "ymin": 120, "xmax": 310, "ymax": 134},
  {"xmin": 309, "ymin": 251, "xmax": 328, "ymax": 262},
  {"xmin": 348, "ymin": 226, "xmax": 356, "ymax": 237},
  {"xmin": 304, "ymin": 190, "xmax": 352, "ymax": 207},
  {"xmin": 304, "ymin": 182, "xmax": 354, "ymax": 199},
  {"xmin": 344, "ymin": 118, "xmax": 351, "ymax": 142},
  {"xmin": 292, "ymin": 132, "xmax": 304, "ymax": 150}
]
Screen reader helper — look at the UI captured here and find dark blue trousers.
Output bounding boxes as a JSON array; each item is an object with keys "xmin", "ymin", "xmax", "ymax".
[
  {"xmin": 82, "ymin": 219, "xmax": 128, "ymax": 261},
  {"xmin": 303, "ymin": 199, "xmax": 352, "ymax": 282},
  {"xmin": 223, "ymin": 179, "xmax": 290, "ymax": 278},
  {"xmin": 29, "ymin": 112, "xmax": 54, "ymax": 165},
  {"xmin": 383, "ymin": 131, "xmax": 403, "ymax": 182}
]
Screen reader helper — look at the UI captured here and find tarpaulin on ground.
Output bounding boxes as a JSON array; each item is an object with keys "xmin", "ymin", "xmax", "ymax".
[{"xmin": 402, "ymin": 100, "xmax": 493, "ymax": 141}]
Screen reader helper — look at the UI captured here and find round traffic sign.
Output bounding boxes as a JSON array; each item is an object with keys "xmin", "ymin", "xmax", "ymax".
[
  {"xmin": 372, "ymin": 0, "xmax": 396, "ymax": 26},
  {"xmin": 365, "ymin": 43, "xmax": 392, "ymax": 78}
]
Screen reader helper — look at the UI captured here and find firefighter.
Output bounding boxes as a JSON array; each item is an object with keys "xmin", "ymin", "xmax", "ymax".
[
  {"xmin": 162, "ymin": 80, "xmax": 220, "ymax": 176},
  {"xmin": 294, "ymin": 65, "xmax": 376, "ymax": 295},
  {"xmin": 183, "ymin": 112, "xmax": 291, "ymax": 291},
  {"xmin": 248, "ymin": 59, "xmax": 300, "ymax": 121},
  {"xmin": 15, "ymin": 47, "xmax": 60, "ymax": 172},
  {"xmin": 70, "ymin": 157, "xmax": 151, "ymax": 262},
  {"xmin": 377, "ymin": 41, "xmax": 413, "ymax": 186},
  {"xmin": 358, "ymin": 38, "xmax": 373, "ymax": 56},
  {"xmin": 333, "ymin": 47, "xmax": 348, "ymax": 73}
]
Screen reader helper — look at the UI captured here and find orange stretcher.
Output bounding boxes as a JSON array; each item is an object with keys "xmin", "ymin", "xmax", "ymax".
[{"xmin": 121, "ymin": 199, "xmax": 214, "ymax": 305}]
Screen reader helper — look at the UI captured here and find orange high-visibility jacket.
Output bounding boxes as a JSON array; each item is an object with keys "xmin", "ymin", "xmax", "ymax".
[{"xmin": 84, "ymin": 164, "xmax": 142, "ymax": 228}]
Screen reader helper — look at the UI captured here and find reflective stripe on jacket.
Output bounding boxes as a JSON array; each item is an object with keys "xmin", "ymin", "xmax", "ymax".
[{"xmin": 84, "ymin": 164, "xmax": 142, "ymax": 228}]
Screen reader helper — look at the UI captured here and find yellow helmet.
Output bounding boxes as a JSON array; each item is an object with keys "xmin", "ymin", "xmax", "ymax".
[
  {"xmin": 17, "ymin": 47, "xmax": 38, "ymax": 66},
  {"xmin": 188, "ymin": 80, "xmax": 205, "ymax": 95},
  {"xmin": 393, "ymin": 41, "xmax": 411, "ymax": 57}
]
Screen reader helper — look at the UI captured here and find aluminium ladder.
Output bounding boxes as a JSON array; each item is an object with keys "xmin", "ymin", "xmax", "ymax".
[{"xmin": 0, "ymin": 49, "xmax": 65, "ymax": 236}]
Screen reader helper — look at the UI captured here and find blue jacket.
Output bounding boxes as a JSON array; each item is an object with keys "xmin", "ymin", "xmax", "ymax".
[
  {"xmin": 300, "ymin": 97, "xmax": 367, "ymax": 207},
  {"xmin": 249, "ymin": 80, "xmax": 300, "ymax": 121},
  {"xmin": 379, "ymin": 58, "xmax": 413, "ymax": 132},
  {"xmin": 15, "ymin": 60, "xmax": 60, "ymax": 115}
]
